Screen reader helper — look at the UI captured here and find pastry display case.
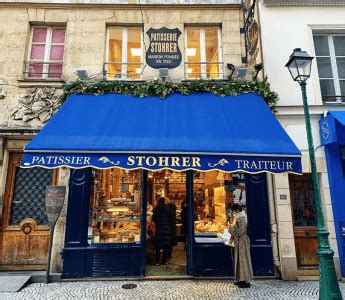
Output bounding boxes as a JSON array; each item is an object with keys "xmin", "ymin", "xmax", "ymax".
[
  {"xmin": 194, "ymin": 171, "xmax": 246, "ymax": 240},
  {"xmin": 90, "ymin": 169, "xmax": 142, "ymax": 244}
]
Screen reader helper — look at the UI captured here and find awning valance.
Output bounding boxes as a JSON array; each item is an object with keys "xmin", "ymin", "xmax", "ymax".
[{"xmin": 22, "ymin": 92, "xmax": 302, "ymax": 174}]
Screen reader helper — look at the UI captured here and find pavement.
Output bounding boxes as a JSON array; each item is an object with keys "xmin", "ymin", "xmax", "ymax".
[{"xmin": 0, "ymin": 279, "xmax": 344, "ymax": 300}]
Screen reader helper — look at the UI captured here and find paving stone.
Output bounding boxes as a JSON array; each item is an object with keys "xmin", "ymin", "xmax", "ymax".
[{"xmin": 0, "ymin": 279, "xmax": 344, "ymax": 300}]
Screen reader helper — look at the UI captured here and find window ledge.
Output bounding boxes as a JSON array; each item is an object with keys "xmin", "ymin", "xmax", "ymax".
[{"xmin": 17, "ymin": 79, "xmax": 65, "ymax": 88}]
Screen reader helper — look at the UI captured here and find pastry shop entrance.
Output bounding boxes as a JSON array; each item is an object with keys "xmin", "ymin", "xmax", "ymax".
[
  {"xmin": 146, "ymin": 170, "xmax": 188, "ymax": 277},
  {"xmin": 144, "ymin": 169, "xmax": 247, "ymax": 277}
]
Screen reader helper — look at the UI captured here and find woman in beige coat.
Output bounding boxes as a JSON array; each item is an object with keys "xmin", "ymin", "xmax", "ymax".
[{"xmin": 229, "ymin": 203, "xmax": 253, "ymax": 288}]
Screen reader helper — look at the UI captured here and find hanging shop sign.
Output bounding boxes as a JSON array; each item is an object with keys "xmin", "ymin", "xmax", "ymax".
[
  {"xmin": 146, "ymin": 27, "xmax": 182, "ymax": 69},
  {"xmin": 23, "ymin": 153, "xmax": 302, "ymax": 174},
  {"xmin": 248, "ymin": 20, "xmax": 259, "ymax": 56},
  {"xmin": 45, "ymin": 186, "xmax": 66, "ymax": 225}
]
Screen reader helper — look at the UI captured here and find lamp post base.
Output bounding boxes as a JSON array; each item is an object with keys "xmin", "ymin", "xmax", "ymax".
[{"xmin": 317, "ymin": 229, "xmax": 342, "ymax": 300}]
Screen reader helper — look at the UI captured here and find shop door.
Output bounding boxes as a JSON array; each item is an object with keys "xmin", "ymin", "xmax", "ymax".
[
  {"xmin": 0, "ymin": 153, "xmax": 55, "ymax": 270},
  {"xmin": 289, "ymin": 174, "xmax": 318, "ymax": 269}
]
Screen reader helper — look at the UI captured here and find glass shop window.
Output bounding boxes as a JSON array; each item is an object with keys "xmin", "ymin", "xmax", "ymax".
[
  {"xmin": 106, "ymin": 27, "xmax": 143, "ymax": 80},
  {"xmin": 313, "ymin": 33, "xmax": 345, "ymax": 103},
  {"xmin": 26, "ymin": 26, "xmax": 66, "ymax": 79},
  {"xmin": 185, "ymin": 26, "xmax": 223, "ymax": 80},
  {"xmin": 194, "ymin": 172, "xmax": 246, "ymax": 242},
  {"xmin": 289, "ymin": 174, "xmax": 317, "ymax": 227},
  {"xmin": 89, "ymin": 169, "xmax": 142, "ymax": 244}
]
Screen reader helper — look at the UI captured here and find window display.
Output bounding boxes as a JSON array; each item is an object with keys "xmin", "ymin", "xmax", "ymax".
[
  {"xmin": 194, "ymin": 171, "xmax": 246, "ymax": 242},
  {"xmin": 89, "ymin": 169, "xmax": 142, "ymax": 244}
]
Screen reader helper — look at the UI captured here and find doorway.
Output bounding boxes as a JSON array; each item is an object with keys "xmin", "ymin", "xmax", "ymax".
[
  {"xmin": 145, "ymin": 170, "xmax": 188, "ymax": 276},
  {"xmin": 0, "ymin": 153, "xmax": 56, "ymax": 270},
  {"xmin": 289, "ymin": 174, "xmax": 318, "ymax": 269}
]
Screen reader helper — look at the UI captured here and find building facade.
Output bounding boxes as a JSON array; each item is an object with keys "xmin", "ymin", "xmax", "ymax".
[
  {"xmin": 0, "ymin": 0, "xmax": 330, "ymax": 281},
  {"xmin": 259, "ymin": 0, "xmax": 345, "ymax": 280}
]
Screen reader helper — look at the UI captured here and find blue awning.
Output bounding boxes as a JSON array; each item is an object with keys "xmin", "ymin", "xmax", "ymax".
[{"xmin": 22, "ymin": 92, "xmax": 302, "ymax": 173}]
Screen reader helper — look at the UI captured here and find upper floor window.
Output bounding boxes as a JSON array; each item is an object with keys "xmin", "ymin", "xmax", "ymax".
[
  {"xmin": 26, "ymin": 26, "xmax": 65, "ymax": 80},
  {"xmin": 105, "ymin": 27, "xmax": 143, "ymax": 80},
  {"xmin": 313, "ymin": 34, "xmax": 345, "ymax": 103},
  {"xmin": 185, "ymin": 27, "xmax": 223, "ymax": 80}
]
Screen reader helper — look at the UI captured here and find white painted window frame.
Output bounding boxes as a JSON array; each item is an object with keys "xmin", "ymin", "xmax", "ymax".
[
  {"xmin": 314, "ymin": 33, "xmax": 345, "ymax": 100},
  {"xmin": 106, "ymin": 26, "xmax": 143, "ymax": 81},
  {"xmin": 185, "ymin": 26, "xmax": 223, "ymax": 80},
  {"xmin": 27, "ymin": 26, "xmax": 65, "ymax": 79}
]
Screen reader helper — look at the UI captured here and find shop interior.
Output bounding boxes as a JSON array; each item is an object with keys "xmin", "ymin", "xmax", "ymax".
[{"xmin": 88, "ymin": 168, "xmax": 246, "ymax": 277}]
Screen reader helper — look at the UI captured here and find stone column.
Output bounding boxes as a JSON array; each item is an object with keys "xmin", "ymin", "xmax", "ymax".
[{"xmin": 273, "ymin": 173, "xmax": 298, "ymax": 280}]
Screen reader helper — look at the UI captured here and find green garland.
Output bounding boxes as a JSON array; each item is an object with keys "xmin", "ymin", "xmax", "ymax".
[{"xmin": 61, "ymin": 77, "xmax": 278, "ymax": 109}]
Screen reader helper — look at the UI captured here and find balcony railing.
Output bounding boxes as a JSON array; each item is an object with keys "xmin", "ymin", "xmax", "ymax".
[
  {"xmin": 184, "ymin": 62, "xmax": 225, "ymax": 80},
  {"xmin": 103, "ymin": 62, "xmax": 144, "ymax": 80},
  {"xmin": 322, "ymin": 95, "xmax": 345, "ymax": 104},
  {"xmin": 23, "ymin": 61, "xmax": 64, "ymax": 80}
]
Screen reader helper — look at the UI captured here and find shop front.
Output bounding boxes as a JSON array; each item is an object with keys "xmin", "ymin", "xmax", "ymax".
[
  {"xmin": 319, "ymin": 111, "xmax": 345, "ymax": 277},
  {"xmin": 21, "ymin": 92, "xmax": 302, "ymax": 278}
]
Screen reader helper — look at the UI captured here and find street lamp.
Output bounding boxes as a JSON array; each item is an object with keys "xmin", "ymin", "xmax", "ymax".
[{"xmin": 286, "ymin": 48, "xmax": 342, "ymax": 300}]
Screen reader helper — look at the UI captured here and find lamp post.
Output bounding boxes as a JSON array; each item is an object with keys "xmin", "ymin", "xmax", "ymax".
[{"xmin": 286, "ymin": 48, "xmax": 342, "ymax": 300}]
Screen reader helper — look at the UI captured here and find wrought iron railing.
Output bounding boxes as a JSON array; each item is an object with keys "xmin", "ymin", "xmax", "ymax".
[
  {"xmin": 322, "ymin": 95, "xmax": 345, "ymax": 104},
  {"xmin": 103, "ymin": 62, "xmax": 144, "ymax": 80},
  {"xmin": 23, "ymin": 61, "xmax": 64, "ymax": 80},
  {"xmin": 184, "ymin": 62, "xmax": 225, "ymax": 80}
]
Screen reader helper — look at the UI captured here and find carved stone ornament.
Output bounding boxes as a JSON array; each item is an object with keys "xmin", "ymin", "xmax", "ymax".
[{"xmin": 11, "ymin": 87, "xmax": 60, "ymax": 123}]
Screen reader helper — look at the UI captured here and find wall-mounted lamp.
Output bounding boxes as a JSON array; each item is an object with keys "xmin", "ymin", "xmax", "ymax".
[
  {"xmin": 75, "ymin": 69, "xmax": 89, "ymax": 80},
  {"xmin": 227, "ymin": 63, "xmax": 236, "ymax": 81},
  {"xmin": 253, "ymin": 63, "xmax": 263, "ymax": 81},
  {"xmin": 159, "ymin": 68, "xmax": 169, "ymax": 82}
]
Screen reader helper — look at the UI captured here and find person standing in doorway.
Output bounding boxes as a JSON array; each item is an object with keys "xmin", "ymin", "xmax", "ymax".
[
  {"xmin": 229, "ymin": 203, "xmax": 253, "ymax": 288},
  {"xmin": 152, "ymin": 197, "xmax": 173, "ymax": 265}
]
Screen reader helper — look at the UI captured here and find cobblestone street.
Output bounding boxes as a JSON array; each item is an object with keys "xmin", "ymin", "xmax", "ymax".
[{"xmin": 0, "ymin": 279, "xmax": 344, "ymax": 300}]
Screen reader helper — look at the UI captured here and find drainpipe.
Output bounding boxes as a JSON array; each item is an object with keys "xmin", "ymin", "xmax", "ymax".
[{"xmin": 267, "ymin": 173, "xmax": 281, "ymax": 276}]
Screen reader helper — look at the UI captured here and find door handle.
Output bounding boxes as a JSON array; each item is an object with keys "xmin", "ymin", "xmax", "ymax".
[{"xmin": 12, "ymin": 201, "xmax": 22, "ymax": 204}]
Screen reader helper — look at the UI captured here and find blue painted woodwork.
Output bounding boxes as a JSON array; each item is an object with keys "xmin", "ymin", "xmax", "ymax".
[
  {"xmin": 62, "ymin": 168, "xmax": 144, "ymax": 278},
  {"xmin": 245, "ymin": 173, "xmax": 275, "ymax": 276},
  {"xmin": 186, "ymin": 171, "xmax": 194, "ymax": 275},
  {"xmin": 62, "ymin": 170, "xmax": 274, "ymax": 278},
  {"xmin": 193, "ymin": 244, "xmax": 234, "ymax": 276},
  {"xmin": 191, "ymin": 173, "xmax": 273, "ymax": 277},
  {"xmin": 320, "ymin": 112, "xmax": 345, "ymax": 277},
  {"xmin": 64, "ymin": 168, "xmax": 91, "ymax": 248}
]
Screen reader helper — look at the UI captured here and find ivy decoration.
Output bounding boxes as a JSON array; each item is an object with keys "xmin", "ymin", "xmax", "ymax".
[{"xmin": 60, "ymin": 77, "xmax": 279, "ymax": 109}]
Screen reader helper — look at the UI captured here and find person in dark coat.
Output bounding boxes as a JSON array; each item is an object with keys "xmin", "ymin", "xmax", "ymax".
[
  {"xmin": 152, "ymin": 197, "xmax": 173, "ymax": 265},
  {"xmin": 167, "ymin": 201, "xmax": 177, "ymax": 261}
]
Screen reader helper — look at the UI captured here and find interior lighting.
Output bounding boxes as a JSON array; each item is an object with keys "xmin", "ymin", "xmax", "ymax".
[
  {"xmin": 186, "ymin": 48, "xmax": 197, "ymax": 56},
  {"xmin": 130, "ymin": 48, "xmax": 142, "ymax": 56}
]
